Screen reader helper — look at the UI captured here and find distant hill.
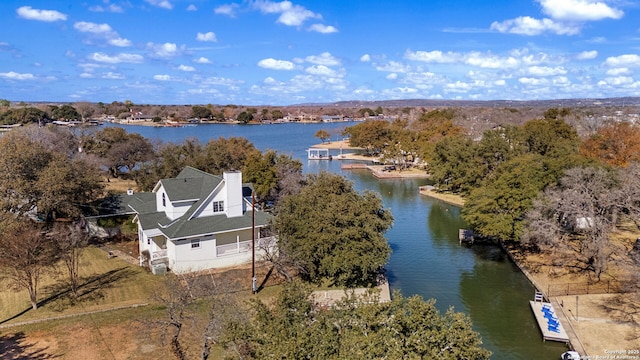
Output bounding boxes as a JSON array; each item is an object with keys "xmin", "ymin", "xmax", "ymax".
[{"xmin": 294, "ymin": 97, "xmax": 640, "ymax": 108}]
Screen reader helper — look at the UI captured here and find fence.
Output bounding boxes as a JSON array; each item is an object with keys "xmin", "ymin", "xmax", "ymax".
[{"xmin": 547, "ymin": 280, "xmax": 635, "ymax": 297}]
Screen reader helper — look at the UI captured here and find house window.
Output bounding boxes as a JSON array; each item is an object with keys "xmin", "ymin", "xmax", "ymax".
[
  {"xmin": 147, "ymin": 238, "xmax": 150, "ymax": 245},
  {"xmin": 191, "ymin": 239, "xmax": 200, "ymax": 249},
  {"xmin": 212, "ymin": 201, "xmax": 224, "ymax": 213},
  {"xmin": 162, "ymin": 193, "xmax": 166, "ymax": 207}
]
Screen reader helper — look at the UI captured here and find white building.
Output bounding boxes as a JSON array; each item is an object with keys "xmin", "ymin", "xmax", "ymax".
[{"xmin": 127, "ymin": 167, "xmax": 273, "ymax": 274}]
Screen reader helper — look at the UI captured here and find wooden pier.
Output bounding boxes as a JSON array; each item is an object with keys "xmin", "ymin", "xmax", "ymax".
[
  {"xmin": 529, "ymin": 300, "xmax": 570, "ymax": 343},
  {"xmin": 459, "ymin": 229, "xmax": 475, "ymax": 244}
]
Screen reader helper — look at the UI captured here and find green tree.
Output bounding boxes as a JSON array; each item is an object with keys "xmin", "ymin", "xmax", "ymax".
[
  {"xmin": 0, "ymin": 129, "xmax": 103, "ymax": 219},
  {"xmin": 50, "ymin": 104, "xmax": 80, "ymax": 120},
  {"xmin": 243, "ymin": 150, "xmax": 303, "ymax": 204},
  {"xmin": 231, "ymin": 281, "xmax": 491, "ymax": 359},
  {"xmin": 201, "ymin": 137, "xmax": 261, "ymax": 175},
  {"xmin": 344, "ymin": 119, "xmax": 392, "ymax": 155},
  {"xmin": 274, "ymin": 172, "xmax": 393, "ymax": 286},
  {"xmin": 0, "ymin": 99, "xmax": 10, "ymax": 107},
  {"xmin": 0, "ymin": 107, "xmax": 48, "ymax": 125},
  {"xmin": 84, "ymin": 127, "xmax": 154, "ymax": 178},
  {"xmin": 462, "ymin": 154, "xmax": 556, "ymax": 242},
  {"xmin": 314, "ymin": 129, "xmax": 331, "ymax": 143},
  {"xmin": 190, "ymin": 105, "xmax": 212, "ymax": 119},
  {"xmin": 429, "ymin": 135, "xmax": 481, "ymax": 194},
  {"xmin": 271, "ymin": 109, "xmax": 284, "ymax": 120},
  {"xmin": 236, "ymin": 111, "xmax": 253, "ymax": 124}
]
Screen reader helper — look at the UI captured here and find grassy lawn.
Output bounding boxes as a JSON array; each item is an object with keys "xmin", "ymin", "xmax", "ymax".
[{"xmin": 0, "ymin": 246, "xmax": 164, "ymax": 326}]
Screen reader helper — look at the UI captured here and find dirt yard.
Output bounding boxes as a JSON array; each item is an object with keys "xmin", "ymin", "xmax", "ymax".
[{"xmin": 512, "ymin": 243, "xmax": 640, "ymax": 357}]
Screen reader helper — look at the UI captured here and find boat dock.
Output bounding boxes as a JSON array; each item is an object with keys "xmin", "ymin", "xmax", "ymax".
[{"xmin": 529, "ymin": 300, "xmax": 570, "ymax": 343}]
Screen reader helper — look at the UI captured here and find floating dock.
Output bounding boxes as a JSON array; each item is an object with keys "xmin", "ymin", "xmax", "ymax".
[{"xmin": 529, "ymin": 301, "xmax": 570, "ymax": 343}]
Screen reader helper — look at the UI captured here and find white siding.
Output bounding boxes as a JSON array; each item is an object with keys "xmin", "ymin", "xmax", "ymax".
[{"xmin": 224, "ymin": 171, "xmax": 243, "ymax": 218}]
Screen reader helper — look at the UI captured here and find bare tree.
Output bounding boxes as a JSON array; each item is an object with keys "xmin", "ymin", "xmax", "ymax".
[
  {"xmin": 256, "ymin": 235, "xmax": 304, "ymax": 282},
  {"xmin": 48, "ymin": 222, "xmax": 89, "ymax": 298},
  {"xmin": 152, "ymin": 275, "xmax": 194, "ymax": 360},
  {"xmin": 524, "ymin": 166, "xmax": 624, "ymax": 280},
  {"xmin": 74, "ymin": 101, "xmax": 96, "ymax": 122},
  {"xmin": 0, "ymin": 218, "xmax": 57, "ymax": 310},
  {"xmin": 151, "ymin": 273, "xmax": 249, "ymax": 360}
]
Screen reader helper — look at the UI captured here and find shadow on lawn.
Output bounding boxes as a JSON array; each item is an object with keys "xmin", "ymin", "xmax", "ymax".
[
  {"xmin": 0, "ymin": 332, "xmax": 59, "ymax": 359},
  {"xmin": 0, "ymin": 267, "xmax": 134, "ymax": 325}
]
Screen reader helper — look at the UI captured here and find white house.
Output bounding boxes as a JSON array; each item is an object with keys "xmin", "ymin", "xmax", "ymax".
[{"xmin": 127, "ymin": 167, "xmax": 273, "ymax": 274}]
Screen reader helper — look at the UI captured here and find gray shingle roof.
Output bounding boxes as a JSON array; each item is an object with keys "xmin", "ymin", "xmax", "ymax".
[{"xmin": 135, "ymin": 166, "xmax": 272, "ymax": 239}]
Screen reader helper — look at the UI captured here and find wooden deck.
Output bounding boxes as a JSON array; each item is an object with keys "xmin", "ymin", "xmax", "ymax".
[{"xmin": 530, "ymin": 301, "xmax": 570, "ymax": 343}]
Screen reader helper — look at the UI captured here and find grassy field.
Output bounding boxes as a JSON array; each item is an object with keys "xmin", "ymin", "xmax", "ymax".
[
  {"xmin": 0, "ymin": 246, "xmax": 163, "ymax": 326},
  {"xmin": 0, "ymin": 244, "xmax": 289, "ymax": 359}
]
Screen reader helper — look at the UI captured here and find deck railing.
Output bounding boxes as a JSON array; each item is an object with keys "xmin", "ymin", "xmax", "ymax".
[
  {"xmin": 151, "ymin": 249, "xmax": 168, "ymax": 260},
  {"xmin": 215, "ymin": 236, "xmax": 276, "ymax": 257}
]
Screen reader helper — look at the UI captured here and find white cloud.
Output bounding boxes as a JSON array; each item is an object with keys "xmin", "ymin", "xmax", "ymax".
[
  {"xmin": 109, "ymin": 38, "xmax": 132, "ymax": 47},
  {"xmin": 89, "ymin": 4, "xmax": 124, "ymax": 13},
  {"xmin": 196, "ymin": 32, "xmax": 217, "ymax": 42},
  {"xmin": 102, "ymin": 72, "xmax": 124, "ymax": 79},
  {"xmin": 194, "ymin": 57, "xmax": 212, "ymax": 64},
  {"xmin": 606, "ymin": 68, "xmax": 631, "ymax": 76},
  {"xmin": 147, "ymin": 42, "xmax": 185, "ymax": 58},
  {"xmin": 375, "ymin": 61, "xmax": 410, "ymax": 73},
  {"xmin": 0, "ymin": 71, "xmax": 35, "ymax": 80},
  {"xmin": 576, "ymin": 50, "xmax": 598, "ymax": 60},
  {"xmin": 304, "ymin": 52, "xmax": 340, "ymax": 66},
  {"xmin": 89, "ymin": 52, "xmax": 144, "ymax": 63},
  {"xmin": 598, "ymin": 76, "xmax": 634, "ymax": 86},
  {"xmin": 526, "ymin": 66, "xmax": 567, "ymax": 76},
  {"xmin": 466, "ymin": 52, "xmax": 519, "ymax": 68},
  {"xmin": 360, "ymin": 54, "xmax": 371, "ymax": 62},
  {"xmin": 154, "ymin": 74, "xmax": 172, "ymax": 81},
  {"xmin": 604, "ymin": 54, "xmax": 640, "ymax": 67},
  {"xmin": 308, "ymin": 24, "xmax": 338, "ymax": 33},
  {"xmin": 74, "ymin": 22, "xmax": 113, "ymax": 34},
  {"xmin": 490, "ymin": 16, "xmax": 580, "ymax": 36},
  {"xmin": 305, "ymin": 65, "xmax": 338, "ymax": 77},
  {"xmin": 494, "ymin": 79, "xmax": 507, "ymax": 86},
  {"xmin": 17, "ymin": 6, "xmax": 67, "ymax": 22},
  {"xmin": 178, "ymin": 65, "xmax": 195, "ymax": 72},
  {"xmin": 538, "ymin": 0, "xmax": 623, "ymax": 22},
  {"xmin": 74, "ymin": 21, "xmax": 131, "ymax": 47},
  {"xmin": 253, "ymin": 0, "xmax": 321, "ymax": 26},
  {"xmin": 215, "ymin": 4, "xmax": 239, "ymax": 17},
  {"xmin": 386, "ymin": 73, "xmax": 398, "ymax": 80},
  {"xmin": 187, "ymin": 4, "xmax": 197, "ymax": 11},
  {"xmin": 258, "ymin": 58, "xmax": 296, "ymax": 70},
  {"xmin": 519, "ymin": 77, "xmax": 550, "ymax": 86},
  {"xmin": 145, "ymin": 0, "xmax": 173, "ymax": 10},
  {"xmin": 404, "ymin": 50, "xmax": 460, "ymax": 63}
]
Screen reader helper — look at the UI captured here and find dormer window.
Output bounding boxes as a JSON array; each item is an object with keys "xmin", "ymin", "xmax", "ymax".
[
  {"xmin": 162, "ymin": 193, "xmax": 166, "ymax": 207},
  {"xmin": 212, "ymin": 200, "xmax": 224, "ymax": 213}
]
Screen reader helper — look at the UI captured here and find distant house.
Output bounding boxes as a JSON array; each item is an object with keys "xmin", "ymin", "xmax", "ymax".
[{"xmin": 126, "ymin": 167, "xmax": 273, "ymax": 274}]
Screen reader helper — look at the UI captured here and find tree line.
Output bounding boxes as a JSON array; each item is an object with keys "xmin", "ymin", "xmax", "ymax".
[
  {"xmin": 345, "ymin": 107, "xmax": 640, "ymax": 281},
  {"xmin": 0, "ymin": 122, "xmax": 491, "ymax": 358}
]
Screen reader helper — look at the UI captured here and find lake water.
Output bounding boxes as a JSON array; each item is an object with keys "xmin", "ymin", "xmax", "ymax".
[{"xmin": 107, "ymin": 121, "xmax": 568, "ymax": 359}]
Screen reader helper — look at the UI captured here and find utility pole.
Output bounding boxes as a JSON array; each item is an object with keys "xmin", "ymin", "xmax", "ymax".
[{"xmin": 251, "ymin": 191, "xmax": 257, "ymax": 294}]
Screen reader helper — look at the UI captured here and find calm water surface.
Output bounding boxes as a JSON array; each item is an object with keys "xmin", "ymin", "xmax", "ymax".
[{"xmin": 108, "ymin": 122, "xmax": 568, "ymax": 359}]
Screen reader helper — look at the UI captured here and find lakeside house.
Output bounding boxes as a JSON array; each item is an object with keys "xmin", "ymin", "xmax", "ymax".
[{"xmin": 119, "ymin": 167, "xmax": 273, "ymax": 274}]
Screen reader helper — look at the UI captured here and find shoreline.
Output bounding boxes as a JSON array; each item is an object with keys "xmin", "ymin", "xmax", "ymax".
[{"xmin": 418, "ymin": 186, "xmax": 465, "ymax": 207}]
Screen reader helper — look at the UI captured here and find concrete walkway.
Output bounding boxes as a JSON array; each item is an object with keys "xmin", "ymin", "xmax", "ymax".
[{"xmin": 311, "ymin": 278, "xmax": 391, "ymax": 307}]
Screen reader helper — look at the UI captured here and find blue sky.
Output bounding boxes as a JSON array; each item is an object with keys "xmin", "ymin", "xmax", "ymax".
[{"xmin": 1, "ymin": 0, "xmax": 639, "ymax": 105}]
